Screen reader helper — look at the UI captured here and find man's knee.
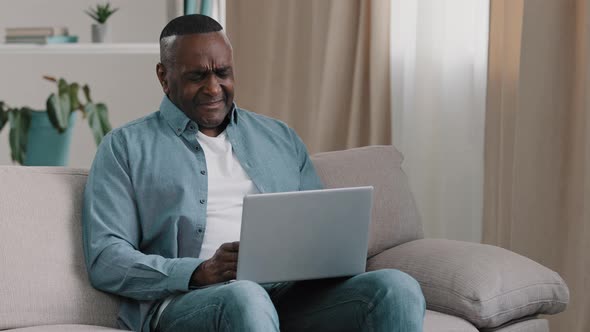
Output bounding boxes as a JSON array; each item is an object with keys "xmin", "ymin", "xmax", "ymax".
[
  {"xmin": 353, "ymin": 269, "xmax": 426, "ymax": 311},
  {"xmin": 160, "ymin": 281, "xmax": 279, "ymax": 332},
  {"xmin": 219, "ymin": 280, "xmax": 273, "ymax": 307},
  {"xmin": 216, "ymin": 281, "xmax": 279, "ymax": 329}
]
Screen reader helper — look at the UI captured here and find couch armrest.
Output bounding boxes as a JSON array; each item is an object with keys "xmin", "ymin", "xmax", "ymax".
[{"xmin": 366, "ymin": 239, "xmax": 569, "ymax": 329}]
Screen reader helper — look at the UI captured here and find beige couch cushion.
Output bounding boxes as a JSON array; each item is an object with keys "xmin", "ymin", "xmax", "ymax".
[
  {"xmin": 424, "ymin": 310, "xmax": 478, "ymax": 332},
  {"xmin": 484, "ymin": 318, "xmax": 549, "ymax": 332},
  {"xmin": 367, "ymin": 239, "xmax": 569, "ymax": 329},
  {"xmin": 311, "ymin": 145, "xmax": 424, "ymax": 257},
  {"xmin": 0, "ymin": 167, "xmax": 120, "ymax": 330}
]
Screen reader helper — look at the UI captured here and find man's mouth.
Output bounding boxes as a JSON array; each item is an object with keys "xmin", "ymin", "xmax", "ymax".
[{"xmin": 196, "ymin": 99, "xmax": 225, "ymax": 110}]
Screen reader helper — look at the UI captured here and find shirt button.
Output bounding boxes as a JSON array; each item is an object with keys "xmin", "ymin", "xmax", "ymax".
[
  {"xmin": 199, "ymin": 199, "xmax": 206, "ymax": 204},
  {"xmin": 200, "ymin": 170, "xmax": 206, "ymax": 175},
  {"xmin": 190, "ymin": 125, "xmax": 195, "ymax": 130},
  {"xmin": 195, "ymin": 146, "xmax": 200, "ymax": 151},
  {"xmin": 197, "ymin": 228, "xmax": 203, "ymax": 234}
]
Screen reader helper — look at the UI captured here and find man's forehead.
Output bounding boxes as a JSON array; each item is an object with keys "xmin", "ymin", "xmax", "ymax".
[
  {"xmin": 173, "ymin": 32, "xmax": 232, "ymax": 60},
  {"xmin": 176, "ymin": 32, "xmax": 230, "ymax": 50}
]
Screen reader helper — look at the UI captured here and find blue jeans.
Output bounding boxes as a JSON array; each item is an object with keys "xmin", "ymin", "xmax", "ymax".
[{"xmin": 154, "ymin": 269, "xmax": 425, "ymax": 332}]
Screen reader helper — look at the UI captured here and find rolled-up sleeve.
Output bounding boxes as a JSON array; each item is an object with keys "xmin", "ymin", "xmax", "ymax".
[{"xmin": 82, "ymin": 132, "xmax": 203, "ymax": 301}]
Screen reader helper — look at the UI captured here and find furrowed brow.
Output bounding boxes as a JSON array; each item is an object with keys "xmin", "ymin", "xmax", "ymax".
[{"xmin": 183, "ymin": 69, "xmax": 208, "ymax": 76}]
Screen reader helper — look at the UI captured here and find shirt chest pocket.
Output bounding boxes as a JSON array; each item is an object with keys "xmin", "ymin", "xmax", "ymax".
[{"xmin": 134, "ymin": 168, "xmax": 203, "ymax": 217}]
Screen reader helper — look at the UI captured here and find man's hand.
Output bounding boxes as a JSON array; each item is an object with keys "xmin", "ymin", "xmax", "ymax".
[{"xmin": 190, "ymin": 241, "xmax": 239, "ymax": 287}]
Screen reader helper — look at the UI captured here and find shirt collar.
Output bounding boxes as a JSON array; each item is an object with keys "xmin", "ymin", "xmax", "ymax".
[{"xmin": 159, "ymin": 95, "xmax": 238, "ymax": 136}]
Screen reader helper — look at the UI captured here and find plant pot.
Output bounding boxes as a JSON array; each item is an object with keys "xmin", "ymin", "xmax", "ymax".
[
  {"xmin": 24, "ymin": 111, "xmax": 76, "ymax": 166},
  {"xmin": 91, "ymin": 23, "xmax": 110, "ymax": 43}
]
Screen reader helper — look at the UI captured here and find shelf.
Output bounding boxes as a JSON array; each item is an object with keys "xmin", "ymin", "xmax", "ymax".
[{"xmin": 0, "ymin": 43, "xmax": 159, "ymax": 55}]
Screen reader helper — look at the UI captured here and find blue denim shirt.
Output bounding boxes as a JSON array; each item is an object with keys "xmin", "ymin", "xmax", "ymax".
[{"xmin": 82, "ymin": 96, "xmax": 323, "ymax": 332}]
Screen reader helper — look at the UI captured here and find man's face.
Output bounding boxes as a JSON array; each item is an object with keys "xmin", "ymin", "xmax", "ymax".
[{"xmin": 158, "ymin": 32, "xmax": 235, "ymax": 133}]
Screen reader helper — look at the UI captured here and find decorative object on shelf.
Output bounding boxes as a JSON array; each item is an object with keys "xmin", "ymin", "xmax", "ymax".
[
  {"xmin": 0, "ymin": 76, "xmax": 112, "ymax": 166},
  {"xmin": 4, "ymin": 26, "xmax": 78, "ymax": 44},
  {"xmin": 85, "ymin": 2, "xmax": 119, "ymax": 43}
]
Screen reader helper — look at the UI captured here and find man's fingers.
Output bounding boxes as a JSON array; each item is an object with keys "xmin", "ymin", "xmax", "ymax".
[
  {"xmin": 219, "ymin": 241, "xmax": 240, "ymax": 252},
  {"xmin": 223, "ymin": 261, "xmax": 238, "ymax": 272},
  {"xmin": 218, "ymin": 250, "xmax": 238, "ymax": 262},
  {"xmin": 214, "ymin": 261, "xmax": 236, "ymax": 273},
  {"xmin": 210, "ymin": 242, "xmax": 239, "ymax": 283},
  {"xmin": 195, "ymin": 256, "xmax": 237, "ymax": 286},
  {"xmin": 222, "ymin": 269, "xmax": 237, "ymax": 280}
]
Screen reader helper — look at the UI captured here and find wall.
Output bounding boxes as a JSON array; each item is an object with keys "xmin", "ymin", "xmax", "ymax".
[{"xmin": 0, "ymin": 0, "xmax": 167, "ymax": 168}]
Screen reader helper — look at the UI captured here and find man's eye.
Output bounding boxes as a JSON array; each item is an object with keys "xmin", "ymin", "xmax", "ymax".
[
  {"xmin": 216, "ymin": 70, "xmax": 230, "ymax": 78},
  {"xmin": 188, "ymin": 75, "xmax": 204, "ymax": 81}
]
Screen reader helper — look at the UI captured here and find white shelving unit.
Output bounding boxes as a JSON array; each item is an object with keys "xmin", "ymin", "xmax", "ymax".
[
  {"xmin": 0, "ymin": 0, "xmax": 166, "ymax": 167},
  {"xmin": 0, "ymin": 43, "xmax": 159, "ymax": 55}
]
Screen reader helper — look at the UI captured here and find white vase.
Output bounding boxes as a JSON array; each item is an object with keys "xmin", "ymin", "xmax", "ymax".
[{"xmin": 91, "ymin": 23, "xmax": 110, "ymax": 43}]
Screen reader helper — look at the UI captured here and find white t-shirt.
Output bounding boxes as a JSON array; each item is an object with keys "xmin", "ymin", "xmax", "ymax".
[
  {"xmin": 196, "ymin": 129, "xmax": 259, "ymax": 259},
  {"xmin": 151, "ymin": 129, "xmax": 258, "ymax": 330}
]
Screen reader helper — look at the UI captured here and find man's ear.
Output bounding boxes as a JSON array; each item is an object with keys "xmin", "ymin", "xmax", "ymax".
[{"xmin": 156, "ymin": 62, "xmax": 169, "ymax": 94}]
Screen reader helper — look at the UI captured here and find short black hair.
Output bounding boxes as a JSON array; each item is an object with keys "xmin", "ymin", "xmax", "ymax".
[{"xmin": 160, "ymin": 14, "xmax": 223, "ymax": 41}]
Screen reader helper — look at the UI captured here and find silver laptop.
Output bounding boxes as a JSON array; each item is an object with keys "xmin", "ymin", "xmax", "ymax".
[{"xmin": 236, "ymin": 186, "xmax": 373, "ymax": 284}]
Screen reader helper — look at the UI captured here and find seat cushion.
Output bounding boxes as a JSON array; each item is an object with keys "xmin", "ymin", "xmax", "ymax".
[
  {"xmin": 8, "ymin": 324, "xmax": 126, "ymax": 331},
  {"xmin": 424, "ymin": 310, "xmax": 478, "ymax": 332},
  {"xmin": 423, "ymin": 312, "xmax": 549, "ymax": 332},
  {"xmin": 311, "ymin": 145, "xmax": 424, "ymax": 257},
  {"xmin": 483, "ymin": 318, "xmax": 549, "ymax": 332},
  {"xmin": 0, "ymin": 167, "xmax": 120, "ymax": 329}
]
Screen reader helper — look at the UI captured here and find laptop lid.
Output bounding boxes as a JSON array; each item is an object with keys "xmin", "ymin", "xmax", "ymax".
[{"xmin": 236, "ymin": 186, "xmax": 373, "ymax": 284}]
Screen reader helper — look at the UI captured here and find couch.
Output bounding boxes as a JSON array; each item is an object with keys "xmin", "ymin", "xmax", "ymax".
[{"xmin": 0, "ymin": 145, "xmax": 569, "ymax": 331}]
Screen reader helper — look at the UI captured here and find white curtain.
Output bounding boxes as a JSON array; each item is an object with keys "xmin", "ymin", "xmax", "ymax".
[
  {"xmin": 209, "ymin": 0, "xmax": 226, "ymax": 27},
  {"xmin": 391, "ymin": 0, "xmax": 489, "ymax": 242}
]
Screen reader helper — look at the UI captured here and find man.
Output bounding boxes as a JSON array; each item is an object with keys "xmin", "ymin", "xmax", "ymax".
[{"xmin": 83, "ymin": 14, "xmax": 425, "ymax": 332}]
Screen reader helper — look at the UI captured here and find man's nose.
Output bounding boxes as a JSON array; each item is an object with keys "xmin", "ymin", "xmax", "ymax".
[{"xmin": 203, "ymin": 74, "xmax": 222, "ymax": 96}]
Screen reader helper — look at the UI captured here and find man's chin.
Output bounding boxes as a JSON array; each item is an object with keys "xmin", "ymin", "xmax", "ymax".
[
  {"xmin": 197, "ymin": 113, "xmax": 229, "ymax": 130},
  {"xmin": 188, "ymin": 104, "xmax": 231, "ymax": 128}
]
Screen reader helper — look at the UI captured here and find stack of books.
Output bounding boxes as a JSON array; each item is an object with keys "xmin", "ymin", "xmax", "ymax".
[{"xmin": 5, "ymin": 27, "xmax": 78, "ymax": 44}]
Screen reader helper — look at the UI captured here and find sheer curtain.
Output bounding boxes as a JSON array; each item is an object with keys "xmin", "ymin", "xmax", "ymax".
[{"xmin": 391, "ymin": 0, "xmax": 489, "ymax": 242}]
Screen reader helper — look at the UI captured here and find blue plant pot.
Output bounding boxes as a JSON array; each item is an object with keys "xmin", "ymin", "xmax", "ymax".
[{"xmin": 24, "ymin": 111, "xmax": 76, "ymax": 166}]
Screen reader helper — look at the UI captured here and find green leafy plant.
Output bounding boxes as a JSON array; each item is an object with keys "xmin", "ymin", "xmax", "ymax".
[
  {"xmin": 0, "ymin": 76, "xmax": 112, "ymax": 164},
  {"xmin": 85, "ymin": 2, "xmax": 119, "ymax": 24}
]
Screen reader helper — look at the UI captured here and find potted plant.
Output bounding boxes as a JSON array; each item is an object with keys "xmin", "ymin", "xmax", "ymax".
[
  {"xmin": 0, "ymin": 76, "xmax": 112, "ymax": 166},
  {"xmin": 85, "ymin": 2, "xmax": 119, "ymax": 43}
]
